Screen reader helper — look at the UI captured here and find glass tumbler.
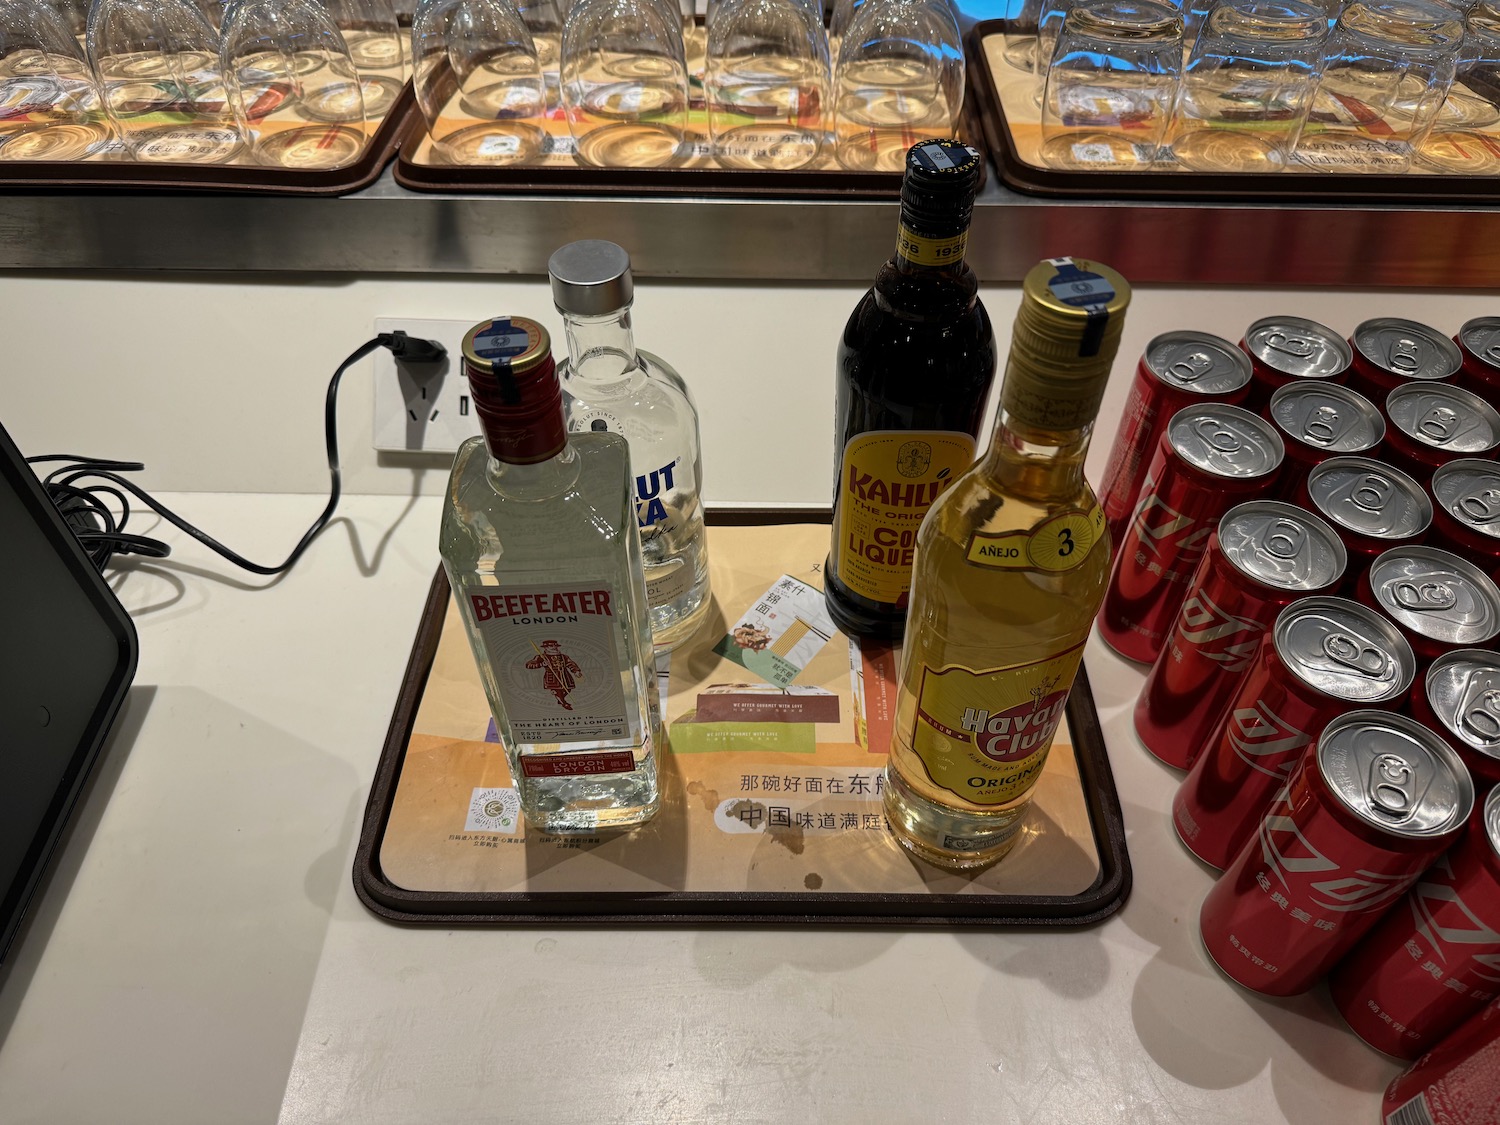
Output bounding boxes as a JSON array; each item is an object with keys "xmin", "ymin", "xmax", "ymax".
[
  {"xmin": 707, "ymin": 0, "xmax": 829, "ymax": 169},
  {"xmin": 0, "ymin": 0, "xmax": 113, "ymax": 160},
  {"xmin": 1165, "ymin": 0, "xmax": 1327, "ymax": 171},
  {"xmin": 832, "ymin": 0, "xmax": 963, "ymax": 170},
  {"xmin": 412, "ymin": 0, "xmax": 547, "ymax": 165},
  {"xmin": 320, "ymin": 0, "xmax": 407, "ymax": 117},
  {"xmin": 1292, "ymin": 0, "xmax": 1465, "ymax": 171},
  {"xmin": 1416, "ymin": 0, "xmax": 1500, "ymax": 170},
  {"xmin": 1039, "ymin": 0, "xmax": 1183, "ymax": 169}
]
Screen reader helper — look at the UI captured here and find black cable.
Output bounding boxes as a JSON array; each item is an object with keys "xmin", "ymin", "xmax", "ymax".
[{"xmin": 30, "ymin": 330, "xmax": 447, "ymax": 575}]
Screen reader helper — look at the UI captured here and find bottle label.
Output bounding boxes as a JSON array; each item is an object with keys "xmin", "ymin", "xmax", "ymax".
[
  {"xmin": 896, "ymin": 225, "xmax": 969, "ymax": 269},
  {"xmin": 645, "ymin": 558, "xmax": 694, "ymax": 606},
  {"xmin": 906, "ymin": 643, "xmax": 1085, "ymax": 805},
  {"xmin": 834, "ymin": 430, "xmax": 976, "ymax": 605},
  {"xmin": 964, "ymin": 505, "xmax": 1106, "ymax": 572},
  {"xmin": 465, "ymin": 583, "xmax": 632, "ymax": 749}
]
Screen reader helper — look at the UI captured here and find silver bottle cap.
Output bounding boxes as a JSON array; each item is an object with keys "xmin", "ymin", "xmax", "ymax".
[
  {"xmin": 1459, "ymin": 316, "xmax": 1500, "ymax": 371},
  {"xmin": 1268, "ymin": 382, "xmax": 1385, "ymax": 453},
  {"xmin": 1317, "ymin": 711, "xmax": 1474, "ymax": 839},
  {"xmin": 1275, "ymin": 596, "xmax": 1414, "ymax": 704},
  {"xmin": 1144, "ymin": 331, "xmax": 1253, "ymax": 396},
  {"xmin": 1387, "ymin": 383, "xmax": 1500, "ymax": 454},
  {"xmin": 1166, "ymin": 404, "xmax": 1284, "ymax": 479},
  {"xmin": 1369, "ymin": 546, "xmax": 1500, "ymax": 647},
  {"xmin": 1219, "ymin": 501, "xmax": 1346, "ymax": 592},
  {"xmin": 1432, "ymin": 458, "xmax": 1500, "ymax": 544},
  {"xmin": 1423, "ymin": 649, "xmax": 1500, "ymax": 766},
  {"xmin": 1306, "ymin": 456, "xmax": 1432, "ymax": 540},
  {"xmin": 548, "ymin": 240, "xmax": 634, "ymax": 316},
  {"xmin": 1353, "ymin": 317, "xmax": 1462, "ymax": 381},
  {"xmin": 1244, "ymin": 316, "xmax": 1352, "ymax": 379}
]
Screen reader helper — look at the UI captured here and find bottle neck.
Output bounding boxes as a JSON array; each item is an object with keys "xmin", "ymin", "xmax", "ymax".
[
  {"xmin": 561, "ymin": 307, "xmax": 644, "ymax": 389},
  {"xmin": 892, "ymin": 206, "xmax": 973, "ymax": 277},
  {"xmin": 484, "ymin": 441, "xmax": 582, "ymax": 501},
  {"xmin": 981, "ymin": 400, "xmax": 1096, "ymax": 501},
  {"xmin": 468, "ymin": 353, "xmax": 569, "ymax": 467}
]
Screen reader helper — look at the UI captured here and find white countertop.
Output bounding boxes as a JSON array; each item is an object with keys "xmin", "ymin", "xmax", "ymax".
[{"xmin": 0, "ymin": 493, "xmax": 1402, "ymax": 1125}]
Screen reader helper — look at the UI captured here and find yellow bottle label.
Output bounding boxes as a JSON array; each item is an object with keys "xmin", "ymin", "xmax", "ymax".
[
  {"xmin": 964, "ymin": 505, "xmax": 1106, "ymax": 572},
  {"xmin": 896, "ymin": 226, "xmax": 969, "ymax": 269},
  {"xmin": 834, "ymin": 430, "xmax": 976, "ymax": 605},
  {"xmin": 907, "ymin": 643, "xmax": 1085, "ymax": 805}
]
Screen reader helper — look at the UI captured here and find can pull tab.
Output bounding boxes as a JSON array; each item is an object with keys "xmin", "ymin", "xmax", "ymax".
[
  {"xmin": 1262, "ymin": 519, "xmax": 1305, "ymax": 560},
  {"xmin": 1458, "ymin": 680, "xmax": 1500, "ymax": 742},
  {"xmin": 1167, "ymin": 351, "xmax": 1213, "ymax": 383},
  {"xmin": 1350, "ymin": 474, "xmax": 1393, "ymax": 512},
  {"xmin": 1368, "ymin": 753, "xmax": 1416, "ymax": 819},
  {"xmin": 1456, "ymin": 486, "xmax": 1500, "ymax": 526},
  {"xmin": 1485, "ymin": 340, "xmax": 1500, "ymax": 365},
  {"xmin": 1265, "ymin": 331, "xmax": 1317, "ymax": 359},
  {"xmin": 1193, "ymin": 417, "xmax": 1245, "ymax": 454},
  {"xmin": 1302, "ymin": 405, "xmax": 1342, "ymax": 446},
  {"xmin": 1391, "ymin": 580, "xmax": 1458, "ymax": 612},
  {"xmin": 1323, "ymin": 630, "xmax": 1390, "ymax": 678},
  {"xmin": 1416, "ymin": 406, "xmax": 1459, "ymax": 444},
  {"xmin": 1387, "ymin": 337, "xmax": 1423, "ymax": 375}
]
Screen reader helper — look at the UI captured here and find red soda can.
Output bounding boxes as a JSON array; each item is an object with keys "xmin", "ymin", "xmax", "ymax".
[
  {"xmin": 1331, "ymin": 786, "xmax": 1500, "ymax": 1060},
  {"xmin": 1410, "ymin": 648, "xmax": 1500, "ymax": 786},
  {"xmin": 1135, "ymin": 501, "xmax": 1347, "ymax": 770},
  {"xmin": 1301, "ymin": 456, "xmax": 1433, "ymax": 592},
  {"xmin": 1098, "ymin": 331, "xmax": 1252, "ymax": 553},
  {"xmin": 1358, "ymin": 545, "xmax": 1500, "ymax": 664},
  {"xmin": 1240, "ymin": 316, "xmax": 1353, "ymax": 414},
  {"xmin": 1348, "ymin": 318, "xmax": 1464, "ymax": 415},
  {"xmin": 1098, "ymin": 405, "xmax": 1284, "ymax": 664},
  {"xmin": 1267, "ymin": 381, "xmax": 1385, "ymax": 502},
  {"xmin": 1199, "ymin": 710, "xmax": 1474, "ymax": 996},
  {"xmin": 1383, "ymin": 997, "xmax": 1500, "ymax": 1124},
  {"xmin": 1430, "ymin": 458, "xmax": 1500, "ymax": 586},
  {"xmin": 1455, "ymin": 316, "xmax": 1500, "ymax": 409},
  {"xmin": 1383, "ymin": 382, "xmax": 1500, "ymax": 487},
  {"xmin": 1174, "ymin": 596, "xmax": 1415, "ymax": 869}
]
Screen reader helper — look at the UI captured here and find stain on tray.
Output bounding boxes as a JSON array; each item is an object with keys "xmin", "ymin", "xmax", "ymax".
[
  {"xmin": 804, "ymin": 873, "xmax": 823, "ymax": 890},
  {"xmin": 686, "ymin": 779, "xmax": 720, "ymax": 813}
]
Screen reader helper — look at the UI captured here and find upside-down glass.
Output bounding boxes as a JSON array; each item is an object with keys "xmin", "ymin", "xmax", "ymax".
[
  {"xmin": 1040, "ymin": 0, "xmax": 1182, "ymax": 169},
  {"xmin": 561, "ymin": 0, "xmax": 690, "ymax": 167},
  {"xmin": 0, "ymin": 0, "xmax": 114, "ymax": 160},
  {"xmin": 1165, "ymin": 0, "xmax": 1327, "ymax": 171},
  {"xmin": 1292, "ymin": 0, "xmax": 1465, "ymax": 172},
  {"xmin": 321, "ymin": 0, "xmax": 407, "ymax": 118},
  {"xmin": 1417, "ymin": 0, "xmax": 1500, "ymax": 170},
  {"xmin": 412, "ymin": 0, "xmax": 547, "ymax": 165},
  {"xmin": 50, "ymin": 0, "xmax": 88, "ymax": 38},
  {"xmin": 707, "ymin": 0, "xmax": 829, "ymax": 169},
  {"xmin": 832, "ymin": 0, "xmax": 963, "ymax": 170}
]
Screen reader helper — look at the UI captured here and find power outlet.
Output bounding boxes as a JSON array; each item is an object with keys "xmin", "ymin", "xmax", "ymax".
[{"xmin": 371, "ymin": 317, "xmax": 484, "ymax": 454}]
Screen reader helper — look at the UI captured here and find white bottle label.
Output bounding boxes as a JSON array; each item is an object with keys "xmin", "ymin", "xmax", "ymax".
[{"xmin": 467, "ymin": 583, "xmax": 631, "ymax": 744}]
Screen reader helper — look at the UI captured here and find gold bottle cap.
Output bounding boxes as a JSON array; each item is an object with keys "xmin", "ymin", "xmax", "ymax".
[{"xmin": 461, "ymin": 315, "xmax": 551, "ymax": 377}]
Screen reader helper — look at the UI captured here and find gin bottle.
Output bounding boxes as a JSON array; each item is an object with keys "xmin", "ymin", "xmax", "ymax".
[
  {"xmin": 439, "ymin": 315, "xmax": 662, "ymax": 832},
  {"xmin": 549, "ymin": 240, "xmax": 712, "ymax": 652}
]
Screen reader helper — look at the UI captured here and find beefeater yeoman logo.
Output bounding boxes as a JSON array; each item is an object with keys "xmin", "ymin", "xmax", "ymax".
[
  {"xmin": 1409, "ymin": 856, "xmax": 1500, "ymax": 983},
  {"xmin": 525, "ymin": 639, "xmax": 583, "ymax": 711},
  {"xmin": 1178, "ymin": 591, "xmax": 1265, "ymax": 671},
  {"xmin": 1259, "ymin": 785, "xmax": 1416, "ymax": 914},
  {"xmin": 1131, "ymin": 486, "xmax": 1212, "ymax": 558}
]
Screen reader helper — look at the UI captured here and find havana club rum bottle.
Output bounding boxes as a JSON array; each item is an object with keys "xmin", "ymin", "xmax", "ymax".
[
  {"xmin": 884, "ymin": 258, "xmax": 1130, "ymax": 869},
  {"xmin": 825, "ymin": 139, "xmax": 996, "ymax": 639}
]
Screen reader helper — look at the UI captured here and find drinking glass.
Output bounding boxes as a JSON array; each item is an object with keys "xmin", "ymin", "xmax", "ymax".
[
  {"xmin": 1292, "ymin": 0, "xmax": 1465, "ymax": 171},
  {"xmin": 0, "ymin": 0, "xmax": 114, "ymax": 160},
  {"xmin": 1416, "ymin": 0, "xmax": 1500, "ymax": 170},
  {"xmin": 706, "ymin": 0, "xmax": 829, "ymax": 168},
  {"xmin": 50, "ymin": 0, "xmax": 88, "ymax": 38},
  {"xmin": 88, "ymin": 0, "xmax": 245, "ymax": 163},
  {"xmin": 832, "ymin": 0, "xmax": 963, "ymax": 170},
  {"xmin": 561, "ymin": 0, "xmax": 690, "ymax": 167},
  {"xmin": 1039, "ymin": 0, "xmax": 1182, "ymax": 169},
  {"xmin": 321, "ymin": 0, "xmax": 407, "ymax": 116},
  {"xmin": 222, "ymin": 0, "xmax": 371, "ymax": 168},
  {"xmin": 1005, "ymin": 0, "xmax": 1043, "ymax": 71},
  {"xmin": 412, "ymin": 0, "xmax": 547, "ymax": 165},
  {"xmin": 1165, "ymin": 0, "xmax": 1327, "ymax": 171}
]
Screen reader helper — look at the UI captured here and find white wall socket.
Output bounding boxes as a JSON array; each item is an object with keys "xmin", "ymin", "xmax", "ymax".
[{"xmin": 371, "ymin": 317, "xmax": 485, "ymax": 454}]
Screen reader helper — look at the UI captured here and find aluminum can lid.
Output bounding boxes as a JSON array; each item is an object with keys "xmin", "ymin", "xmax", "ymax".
[
  {"xmin": 1144, "ymin": 331, "xmax": 1252, "ymax": 396},
  {"xmin": 1424, "ymin": 648, "xmax": 1500, "ymax": 764},
  {"xmin": 1387, "ymin": 383, "xmax": 1500, "ymax": 454},
  {"xmin": 1459, "ymin": 316, "xmax": 1500, "ymax": 370},
  {"xmin": 1307, "ymin": 456, "xmax": 1432, "ymax": 539},
  {"xmin": 1353, "ymin": 318, "xmax": 1462, "ymax": 380},
  {"xmin": 1220, "ymin": 501, "xmax": 1346, "ymax": 592},
  {"xmin": 1244, "ymin": 316, "xmax": 1352, "ymax": 378},
  {"xmin": 1166, "ymin": 404, "xmax": 1283, "ymax": 479},
  {"xmin": 1275, "ymin": 595, "xmax": 1415, "ymax": 703},
  {"xmin": 1268, "ymin": 382, "xmax": 1384, "ymax": 452},
  {"xmin": 1317, "ymin": 710, "xmax": 1474, "ymax": 838},
  {"xmin": 1487, "ymin": 787, "xmax": 1500, "ymax": 859},
  {"xmin": 1432, "ymin": 458, "xmax": 1500, "ymax": 543},
  {"xmin": 1369, "ymin": 546, "xmax": 1500, "ymax": 647}
]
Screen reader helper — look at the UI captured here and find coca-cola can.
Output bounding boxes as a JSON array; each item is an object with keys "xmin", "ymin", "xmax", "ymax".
[
  {"xmin": 1455, "ymin": 316, "xmax": 1500, "ymax": 409},
  {"xmin": 1267, "ymin": 381, "xmax": 1385, "ymax": 502},
  {"xmin": 1099, "ymin": 332, "xmax": 1252, "ymax": 554},
  {"xmin": 1301, "ymin": 456, "xmax": 1432, "ymax": 591},
  {"xmin": 1383, "ymin": 382, "xmax": 1500, "ymax": 487},
  {"xmin": 1410, "ymin": 648, "xmax": 1500, "ymax": 786},
  {"xmin": 1430, "ymin": 458, "xmax": 1500, "ymax": 586},
  {"xmin": 1240, "ymin": 316, "xmax": 1353, "ymax": 413},
  {"xmin": 1199, "ymin": 710, "xmax": 1474, "ymax": 996},
  {"xmin": 1135, "ymin": 502, "xmax": 1346, "ymax": 771},
  {"xmin": 1358, "ymin": 545, "xmax": 1500, "ymax": 664},
  {"xmin": 1331, "ymin": 785, "xmax": 1500, "ymax": 1060},
  {"xmin": 1348, "ymin": 318, "xmax": 1464, "ymax": 413},
  {"xmin": 1098, "ymin": 405, "xmax": 1283, "ymax": 664},
  {"xmin": 1174, "ymin": 597, "xmax": 1415, "ymax": 869},
  {"xmin": 1383, "ymin": 996, "xmax": 1500, "ymax": 1124}
]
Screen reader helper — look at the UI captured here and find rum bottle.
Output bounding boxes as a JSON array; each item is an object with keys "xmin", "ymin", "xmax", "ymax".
[{"xmin": 884, "ymin": 258, "xmax": 1130, "ymax": 869}]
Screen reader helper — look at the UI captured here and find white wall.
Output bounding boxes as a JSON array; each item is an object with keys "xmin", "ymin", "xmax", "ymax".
[{"xmin": 3, "ymin": 272, "xmax": 1496, "ymax": 505}]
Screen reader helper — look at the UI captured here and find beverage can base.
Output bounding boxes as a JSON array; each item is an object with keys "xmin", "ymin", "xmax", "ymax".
[
  {"xmin": 1196, "ymin": 901, "xmax": 1315, "ymax": 998},
  {"xmin": 1094, "ymin": 625, "xmax": 1157, "ymax": 666},
  {"xmin": 1171, "ymin": 805, "xmax": 1228, "ymax": 872}
]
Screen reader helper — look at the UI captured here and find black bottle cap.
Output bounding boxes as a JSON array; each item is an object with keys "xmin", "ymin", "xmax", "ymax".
[{"xmin": 900, "ymin": 139, "xmax": 983, "ymax": 235}]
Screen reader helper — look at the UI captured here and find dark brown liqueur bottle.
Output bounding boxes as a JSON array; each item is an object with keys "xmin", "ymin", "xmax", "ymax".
[{"xmin": 826, "ymin": 139, "xmax": 997, "ymax": 640}]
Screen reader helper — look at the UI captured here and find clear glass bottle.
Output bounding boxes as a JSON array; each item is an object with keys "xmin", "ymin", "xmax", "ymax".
[
  {"xmin": 884, "ymin": 257, "xmax": 1131, "ymax": 870},
  {"xmin": 549, "ymin": 240, "xmax": 713, "ymax": 652},
  {"xmin": 439, "ymin": 315, "xmax": 662, "ymax": 832}
]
